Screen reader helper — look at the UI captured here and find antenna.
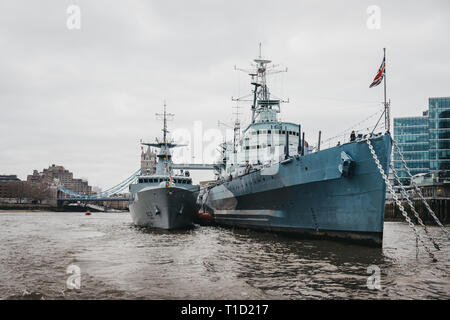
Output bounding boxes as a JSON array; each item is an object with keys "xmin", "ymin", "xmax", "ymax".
[
  {"xmin": 155, "ymin": 100, "xmax": 174, "ymax": 145},
  {"xmin": 233, "ymin": 44, "xmax": 289, "ymax": 123},
  {"xmin": 232, "ymin": 105, "xmax": 242, "ymax": 122},
  {"xmin": 231, "ymin": 105, "xmax": 242, "ymax": 153}
]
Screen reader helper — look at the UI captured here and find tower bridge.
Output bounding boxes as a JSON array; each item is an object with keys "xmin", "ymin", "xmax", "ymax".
[{"xmin": 56, "ymin": 164, "xmax": 215, "ymax": 203}]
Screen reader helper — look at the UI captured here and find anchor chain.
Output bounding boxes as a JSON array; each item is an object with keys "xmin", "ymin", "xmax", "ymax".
[
  {"xmin": 393, "ymin": 141, "xmax": 450, "ymax": 240},
  {"xmin": 390, "ymin": 164, "xmax": 440, "ymax": 250},
  {"xmin": 366, "ymin": 138, "xmax": 437, "ymax": 262}
]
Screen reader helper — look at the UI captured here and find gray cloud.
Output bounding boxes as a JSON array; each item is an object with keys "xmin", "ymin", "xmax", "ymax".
[{"xmin": 0, "ymin": 0, "xmax": 449, "ymax": 188}]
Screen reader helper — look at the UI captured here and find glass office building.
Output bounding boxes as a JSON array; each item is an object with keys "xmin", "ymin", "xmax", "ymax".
[
  {"xmin": 428, "ymin": 97, "xmax": 450, "ymax": 171},
  {"xmin": 393, "ymin": 97, "xmax": 450, "ymax": 185}
]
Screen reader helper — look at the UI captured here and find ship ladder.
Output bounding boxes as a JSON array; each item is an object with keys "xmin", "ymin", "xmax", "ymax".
[{"xmin": 366, "ymin": 138, "xmax": 439, "ymax": 262}]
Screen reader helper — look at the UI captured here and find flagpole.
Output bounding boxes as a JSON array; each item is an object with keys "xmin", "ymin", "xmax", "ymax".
[{"xmin": 383, "ymin": 47, "xmax": 389, "ymax": 132}]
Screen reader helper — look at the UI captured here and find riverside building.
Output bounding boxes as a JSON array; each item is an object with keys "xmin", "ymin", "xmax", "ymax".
[{"xmin": 393, "ymin": 97, "xmax": 450, "ymax": 185}]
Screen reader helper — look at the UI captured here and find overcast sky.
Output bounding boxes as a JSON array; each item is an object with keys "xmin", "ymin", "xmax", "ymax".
[{"xmin": 1, "ymin": 0, "xmax": 449, "ymax": 189}]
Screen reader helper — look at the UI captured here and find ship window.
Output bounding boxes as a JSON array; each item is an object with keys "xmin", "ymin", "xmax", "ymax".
[
  {"xmin": 257, "ymin": 130, "xmax": 260, "ymax": 134},
  {"xmin": 245, "ymin": 146, "xmax": 250, "ymax": 150},
  {"xmin": 138, "ymin": 179, "xmax": 143, "ymax": 183},
  {"xmin": 268, "ymin": 130, "xmax": 271, "ymax": 134},
  {"xmin": 257, "ymin": 145, "xmax": 260, "ymax": 149},
  {"xmin": 281, "ymin": 130, "xmax": 285, "ymax": 134}
]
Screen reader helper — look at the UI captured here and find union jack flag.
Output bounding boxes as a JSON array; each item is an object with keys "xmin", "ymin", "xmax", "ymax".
[{"xmin": 369, "ymin": 57, "xmax": 385, "ymax": 88}]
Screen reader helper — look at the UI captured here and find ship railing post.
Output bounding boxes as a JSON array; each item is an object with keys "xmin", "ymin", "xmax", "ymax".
[
  {"xmin": 317, "ymin": 130, "xmax": 321, "ymax": 152},
  {"xmin": 301, "ymin": 132, "xmax": 305, "ymax": 156},
  {"xmin": 285, "ymin": 126, "xmax": 289, "ymax": 159}
]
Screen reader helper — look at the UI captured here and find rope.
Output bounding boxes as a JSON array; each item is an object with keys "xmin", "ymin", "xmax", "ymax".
[
  {"xmin": 390, "ymin": 164, "xmax": 440, "ymax": 250},
  {"xmin": 322, "ymin": 108, "xmax": 384, "ymax": 145},
  {"xmin": 393, "ymin": 141, "xmax": 450, "ymax": 240},
  {"xmin": 366, "ymin": 138, "xmax": 437, "ymax": 262}
]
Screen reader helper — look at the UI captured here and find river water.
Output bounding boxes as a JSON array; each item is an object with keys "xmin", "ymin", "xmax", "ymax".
[{"xmin": 0, "ymin": 211, "xmax": 449, "ymax": 300}]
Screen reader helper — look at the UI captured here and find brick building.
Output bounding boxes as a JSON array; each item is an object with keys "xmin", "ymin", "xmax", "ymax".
[{"xmin": 27, "ymin": 164, "xmax": 92, "ymax": 196}]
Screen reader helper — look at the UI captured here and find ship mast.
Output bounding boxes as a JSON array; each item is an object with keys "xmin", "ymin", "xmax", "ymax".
[
  {"xmin": 155, "ymin": 101, "xmax": 174, "ymax": 147},
  {"xmin": 157, "ymin": 101, "xmax": 173, "ymax": 146},
  {"xmin": 233, "ymin": 43, "xmax": 288, "ymax": 124}
]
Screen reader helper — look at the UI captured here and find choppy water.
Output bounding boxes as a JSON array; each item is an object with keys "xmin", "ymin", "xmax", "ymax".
[{"xmin": 0, "ymin": 211, "xmax": 449, "ymax": 300}]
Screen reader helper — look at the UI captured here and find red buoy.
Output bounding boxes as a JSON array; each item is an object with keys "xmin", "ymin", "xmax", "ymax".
[
  {"xmin": 85, "ymin": 210, "xmax": 91, "ymax": 216},
  {"xmin": 195, "ymin": 210, "xmax": 213, "ymax": 225}
]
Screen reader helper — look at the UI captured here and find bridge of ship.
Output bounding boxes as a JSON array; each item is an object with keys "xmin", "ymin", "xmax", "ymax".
[{"xmin": 56, "ymin": 164, "xmax": 215, "ymax": 203}]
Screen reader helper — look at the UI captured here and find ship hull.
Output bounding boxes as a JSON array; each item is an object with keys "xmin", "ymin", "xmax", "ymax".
[
  {"xmin": 205, "ymin": 134, "xmax": 392, "ymax": 246},
  {"xmin": 129, "ymin": 186, "xmax": 198, "ymax": 230}
]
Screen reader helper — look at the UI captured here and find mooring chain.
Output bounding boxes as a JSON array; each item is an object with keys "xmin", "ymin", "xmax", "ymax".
[
  {"xmin": 393, "ymin": 141, "xmax": 450, "ymax": 240},
  {"xmin": 366, "ymin": 139, "xmax": 437, "ymax": 262},
  {"xmin": 390, "ymin": 164, "xmax": 440, "ymax": 251}
]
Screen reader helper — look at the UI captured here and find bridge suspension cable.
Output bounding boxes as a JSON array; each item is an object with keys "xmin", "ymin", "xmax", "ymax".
[{"xmin": 57, "ymin": 168, "xmax": 141, "ymax": 199}]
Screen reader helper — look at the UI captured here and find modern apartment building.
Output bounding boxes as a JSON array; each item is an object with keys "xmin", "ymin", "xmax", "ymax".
[{"xmin": 393, "ymin": 97, "xmax": 450, "ymax": 185}]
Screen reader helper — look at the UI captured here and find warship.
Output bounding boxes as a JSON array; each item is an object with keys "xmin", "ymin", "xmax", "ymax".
[
  {"xmin": 200, "ymin": 52, "xmax": 392, "ymax": 246},
  {"xmin": 129, "ymin": 104, "xmax": 199, "ymax": 229}
]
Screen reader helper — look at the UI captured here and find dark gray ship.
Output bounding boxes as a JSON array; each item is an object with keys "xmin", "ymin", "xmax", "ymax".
[
  {"xmin": 200, "ymin": 53, "xmax": 392, "ymax": 246},
  {"xmin": 129, "ymin": 104, "xmax": 199, "ymax": 229}
]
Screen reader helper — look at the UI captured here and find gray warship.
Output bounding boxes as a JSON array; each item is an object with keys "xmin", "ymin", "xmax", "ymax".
[
  {"xmin": 129, "ymin": 104, "xmax": 199, "ymax": 229},
  {"xmin": 200, "ymin": 52, "xmax": 392, "ymax": 246}
]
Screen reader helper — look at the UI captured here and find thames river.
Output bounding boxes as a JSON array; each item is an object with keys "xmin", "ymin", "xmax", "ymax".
[{"xmin": 0, "ymin": 211, "xmax": 449, "ymax": 299}]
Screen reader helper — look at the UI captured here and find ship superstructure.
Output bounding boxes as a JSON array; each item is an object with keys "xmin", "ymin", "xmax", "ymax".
[{"xmin": 215, "ymin": 55, "xmax": 314, "ymax": 179}]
